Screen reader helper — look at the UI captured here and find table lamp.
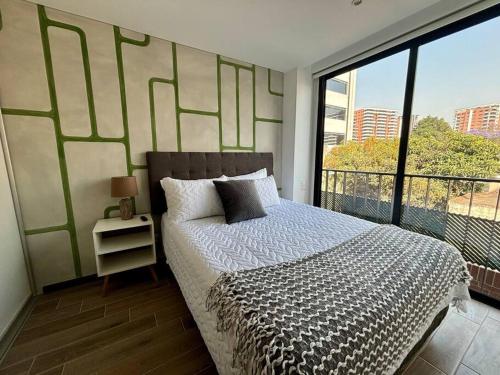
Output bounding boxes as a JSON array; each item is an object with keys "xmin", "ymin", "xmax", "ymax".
[{"xmin": 111, "ymin": 176, "xmax": 138, "ymax": 220}]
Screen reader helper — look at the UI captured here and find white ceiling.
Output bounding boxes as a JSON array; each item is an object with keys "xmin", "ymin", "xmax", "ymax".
[{"xmin": 27, "ymin": 0, "xmax": 441, "ymax": 72}]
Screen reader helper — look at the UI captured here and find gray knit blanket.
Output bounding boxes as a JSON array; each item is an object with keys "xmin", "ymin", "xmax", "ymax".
[{"xmin": 206, "ymin": 225, "xmax": 471, "ymax": 375}]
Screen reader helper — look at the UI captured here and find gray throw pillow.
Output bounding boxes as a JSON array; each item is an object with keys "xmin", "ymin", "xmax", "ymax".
[{"xmin": 213, "ymin": 180, "xmax": 267, "ymax": 224}]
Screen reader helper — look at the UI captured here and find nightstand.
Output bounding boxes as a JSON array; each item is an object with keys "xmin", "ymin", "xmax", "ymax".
[{"xmin": 93, "ymin": 214, "xmax": 157, "ymax": 294}]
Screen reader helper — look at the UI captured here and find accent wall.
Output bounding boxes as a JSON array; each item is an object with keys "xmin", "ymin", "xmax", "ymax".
[{"xmin": 0, "ymin": 0, "xmax": 284, "ymax": 291}]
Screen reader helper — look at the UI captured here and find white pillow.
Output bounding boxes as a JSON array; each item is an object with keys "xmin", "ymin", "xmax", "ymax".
[
  {"xmin": 160, "ymin": 176, "xmax": 227, "ymax": 222},
  {"xmin": 254, "ymin": 175, "xmax": 280, "ymax": 208},
  {"xmin": 226, "ymin": 168, "xmax": 267, "ymax": 180}
]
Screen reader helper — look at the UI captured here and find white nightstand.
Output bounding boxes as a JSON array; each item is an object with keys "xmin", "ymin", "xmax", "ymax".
[{"xmin": 93, "ymin": 213, "xmax": 157, "ymax": 294}]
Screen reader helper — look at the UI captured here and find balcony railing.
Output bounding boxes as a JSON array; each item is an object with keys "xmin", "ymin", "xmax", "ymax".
[{"xmin": 320, "ymin": 168, "xmax": 500, "ymax": 300}]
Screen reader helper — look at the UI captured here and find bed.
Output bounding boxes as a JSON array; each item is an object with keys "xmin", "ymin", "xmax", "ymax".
[{"xmin": 146, "ymin": 151, "xmax": 468, "ymax": 375}]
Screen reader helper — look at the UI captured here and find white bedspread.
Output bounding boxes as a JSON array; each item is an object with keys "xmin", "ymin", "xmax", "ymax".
[
  {"xmin": 163, "ymin": 199, "xmax": 376, "ymax": 288},
  {"xmin": 161, "ymin": 199, "xmax": 376, "ymax": 374}
]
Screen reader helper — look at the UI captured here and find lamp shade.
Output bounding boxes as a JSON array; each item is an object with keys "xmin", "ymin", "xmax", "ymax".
[{"xmin": 111, "ymin": 176, "xmax": 138, "ymax": 198}]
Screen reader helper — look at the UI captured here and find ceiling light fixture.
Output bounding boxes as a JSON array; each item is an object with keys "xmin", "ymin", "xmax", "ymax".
[{"xmin": 352, "ymin": 0, "xmax": 363, "ymax": 6}]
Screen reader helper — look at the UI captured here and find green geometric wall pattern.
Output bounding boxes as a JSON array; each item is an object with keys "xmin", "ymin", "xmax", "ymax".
[{"xmin": 0, "ymin": 0, "xmax": 283, "ymax": 291}]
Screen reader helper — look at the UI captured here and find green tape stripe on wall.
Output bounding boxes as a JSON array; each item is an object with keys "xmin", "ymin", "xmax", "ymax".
[
  {"xmin": 149, "ymin": 77, "xmax": 175, "ymax": 151},
  {"xmin": 37, "ymin": 5, "xmax": 82, "ymax": 277},
  {"xmin": 104, "ymin": 205, "xmax": 120, "ymax": 219},
  {"xmin": 236, "ymin": 67, "xmax": 241, "ymax": 147},
  {"xmin": 220, "ymin": 59, "xmax": 253, "ymax": 71},
  {"xmin": 220, "ymin": 62, "xmax": 242, "ymax": 148},
  {"xmin": 25, "ymin": 224, "xmax": 69, "ymax": 236},
  {"xmin": 219, "ymin": 56, "xmax": 253, "ymax": 149},
  {"xmin": 45, "ymin": 17, "xmax": 99, "ymax": 137},
  {"xmin": 1, "ymin": 108, "xmax": 53, "ymax": 117},
  {"xmin": 268, "ymin": 68, "xmax": 283, "ymax": 97},
  {"xmin": 217, "ymin": 60, "xmax": 283, "ymax": 152},
  {"xmin": 120, "ymin": 33, "xmax": 150, "ymax": 46},
  {"xmin": 114, "ymin": 25, "xmax": 145, "ymax": 178},
  {"xmin": 256, "ymin": 117, "xmax": 282, "ymax": 123},
  {"xmin": 217, "ymin": 55, "xmax": 223, "ymax": 151},
  {"xmin": 170, "ymin": 42, "xmax": 182, "ymax": 151},
  {"xmin": 256, "ymin": 68, "xmax": 283, "ymax": 123},
  {"xmin": 252, "ymin": 65, "xmax": 257, "ymax": 150}
]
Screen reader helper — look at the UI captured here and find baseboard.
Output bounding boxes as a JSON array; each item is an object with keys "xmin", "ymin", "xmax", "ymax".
[
  {"xmin": 469, "ymin": 290, "xmax": 500, "ymax": 309},
  {"xmin": 42, "ymin": 274, "xmax": 98, "ymax": 294},
  {"xmin": 0, "ymin": 294, "xmax": 36, "ymax": 364},
  {"xmin": 42, "ymin": 262, "xmax": 170, "ymax": 294}
]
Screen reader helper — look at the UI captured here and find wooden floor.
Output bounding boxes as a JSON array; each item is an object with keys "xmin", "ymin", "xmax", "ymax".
[
  {"xmin": 0, "ymin": 268, "xmax": 217, "ymax": 375},
  {"xmin": 2, "ymin": 267, "xmax": 499, "ymax": 375}
]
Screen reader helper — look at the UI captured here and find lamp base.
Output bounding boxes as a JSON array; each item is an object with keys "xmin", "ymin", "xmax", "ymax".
[{"xmin": 119, "ymin": 198, "xmax": 134, "ymax": 220}]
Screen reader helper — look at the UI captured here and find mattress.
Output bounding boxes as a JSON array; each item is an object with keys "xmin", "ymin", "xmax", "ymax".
[{"xmin": 161, "ymin": 199, "xmax": 376, "ymax": 374}]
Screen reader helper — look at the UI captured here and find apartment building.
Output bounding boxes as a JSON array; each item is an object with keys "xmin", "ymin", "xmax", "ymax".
[
  {"xmin": 323, "ymin": 71, "xmax": 357, "ymax": 149},
  {"xmin": 353, "ymin": 108, "xmax": 401, "ymax": 142},
  {"xmin": 454, "ymin": 104, "xmax": 500, "ymax": 133}
]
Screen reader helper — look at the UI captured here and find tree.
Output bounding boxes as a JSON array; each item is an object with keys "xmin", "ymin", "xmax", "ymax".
[
  {"xmin": 324, "ymin": 137, "xmax": 399, "ymax": 173},
  {"xmin": 323, "ymin": 138, "xmax": 400, "ymax": 205},
  {"xmin": 323, "ymin": 116, "xmax": 500, "ymax": 209},
  {"xmin": 407, "ymin": 117, "xmax": 499, "ymax": 178},
  {"xmin": 412, "ymin": 116, "xmax": 452, "ymax": 137}
]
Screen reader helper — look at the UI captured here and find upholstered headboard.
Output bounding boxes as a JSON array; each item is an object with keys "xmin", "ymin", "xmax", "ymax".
[{"xmin": 146, "ymin": 152, "xmax": 273, "ymax": 215}]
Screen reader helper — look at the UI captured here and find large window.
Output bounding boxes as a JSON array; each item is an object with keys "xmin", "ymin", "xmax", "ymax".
[
  {"xmin": 402, "ymin": 15, "xmax": 500, "ymax": 271},
  {"xmin": 315, "ymin": 5, "xmax": 500, "ymax": 299},
  {"xmin": 321, "ymin": 52, "xmax": 408, "ymax": 223}
]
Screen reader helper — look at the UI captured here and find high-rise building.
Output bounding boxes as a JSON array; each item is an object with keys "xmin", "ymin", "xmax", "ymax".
[
  {"xmin": 353, "ymin": 108, "xmax": 401, "ymax": 142},
  {"xmin": 323, "ymin": 71, "xmax": 357, "ymax": 150},
  {"xmin": 453, "ymin": 104, "xmax": 500, "ymax": 133}
]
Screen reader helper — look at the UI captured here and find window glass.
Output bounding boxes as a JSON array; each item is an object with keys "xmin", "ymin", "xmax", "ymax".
[
  {"xmin": 317, "ymin": 11, "xmax": 500, "ymax": 298},
  {"xmin": 320, "ymin": 51, "xmax": 409, "ymax": 223},
  {"xmin": 325, "ymin": 105, "xmax": 346, "ymax": 120},
  {"xmin": 402, "ymin": 15, "xmax": 500, "ymax": 269},
  {"xmin": 326, "ymin": 79, "xmax": 347, "ymax": 94}
]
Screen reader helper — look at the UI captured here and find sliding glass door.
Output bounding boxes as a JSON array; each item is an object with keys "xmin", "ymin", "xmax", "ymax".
[
  {"xmin": 315, "ymin": 5, "xmax": 500, "ymax": 299},
  {"xmin": 403, "ymin": 16, "xmax": 500, "ymax": 295},
  {"xmin": 320, "ymin": 52, "xmax": 408, "ymax": 223}
]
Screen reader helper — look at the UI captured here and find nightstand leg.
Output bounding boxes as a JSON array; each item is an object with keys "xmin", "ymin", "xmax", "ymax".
[
  {"xmin": 149, "ymin": 265, "xmax": 159, "ymax": 286},
  {"xmin": 102, "ymin": 275, "xmax": 110, "ymax": 296}
]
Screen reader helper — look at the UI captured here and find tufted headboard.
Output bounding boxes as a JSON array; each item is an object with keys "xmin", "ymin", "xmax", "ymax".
[{"xmin": 146, "ymin": 152, "xmax": 273, "ymax": 215}]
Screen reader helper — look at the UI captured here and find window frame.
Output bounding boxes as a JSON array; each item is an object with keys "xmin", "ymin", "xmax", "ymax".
[{"xmin": 313, "ymin": 3, "xmax": 500, "ymax": 226}]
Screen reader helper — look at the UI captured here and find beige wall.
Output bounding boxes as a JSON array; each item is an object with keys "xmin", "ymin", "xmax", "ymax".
[
  {"xmin": 0, "ymin": 0, "xmax": 284, "ymax": 291},
  {"xmin": 0, "ymin": 122, "xmax": 31, "ymax": 338}
]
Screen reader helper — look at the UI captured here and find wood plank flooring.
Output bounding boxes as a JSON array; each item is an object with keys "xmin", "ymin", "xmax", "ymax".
[
  {"xmin": 2, "ymin": 266, "xmax": 499, "ymax": 375},
  {"xmin": 0, "ymin": 268, "xmax": 216, "ymax": 375}
]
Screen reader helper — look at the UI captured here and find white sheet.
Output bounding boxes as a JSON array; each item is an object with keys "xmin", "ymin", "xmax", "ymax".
[{"xmin": 161, "ymin": 199, "xmax": 376, "ymax": 374}]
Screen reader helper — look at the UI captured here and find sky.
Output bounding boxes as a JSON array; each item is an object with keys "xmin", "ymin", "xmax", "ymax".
[{"xmin": 350, "ymin": 15, "xmax": 500, "ymax": 125}]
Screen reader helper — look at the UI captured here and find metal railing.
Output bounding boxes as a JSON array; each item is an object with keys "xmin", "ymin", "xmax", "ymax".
[{"xmin": 320, "ymin": 169, "xmax": 500, "ymax": 284}]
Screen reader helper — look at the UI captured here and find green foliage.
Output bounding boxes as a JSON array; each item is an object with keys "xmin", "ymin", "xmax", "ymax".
[
  {"xmin": 323, "ymin": 116, "xmax": 500, "ymax": 208},
  {"xmin": 324, "ymin": 137, "xmax": 399, "ymax": 173},
  {"xmin": 408, "ymin": 116, "xmax": 499, "ymax": 179},
  {"xmin": 412, "ymin": 116, "xmax": 452, "ymax": 137}
]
